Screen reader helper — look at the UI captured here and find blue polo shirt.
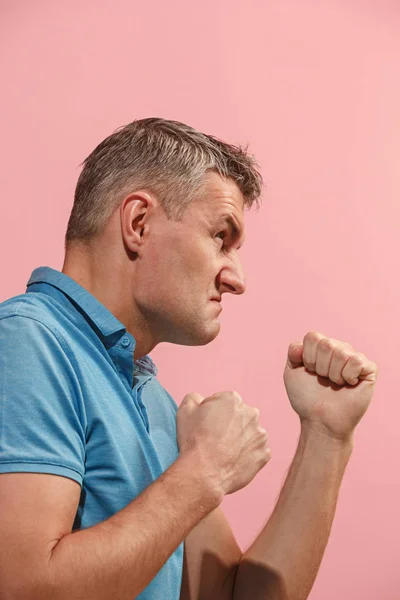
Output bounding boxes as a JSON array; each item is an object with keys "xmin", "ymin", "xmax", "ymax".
[{"xmin": 0, "ymin": 266, "xmax": 184, "ymax": 599}]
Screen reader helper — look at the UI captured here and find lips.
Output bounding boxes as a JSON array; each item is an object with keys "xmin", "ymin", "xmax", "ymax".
[{"xmin": 210, "ymin": 299, "xmax": 222, "ymax": 312}]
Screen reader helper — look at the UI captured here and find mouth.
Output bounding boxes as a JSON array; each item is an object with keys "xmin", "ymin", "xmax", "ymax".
[{"xmin": 210, "ymin": 299, "xmax": 222, "ymax": 311}]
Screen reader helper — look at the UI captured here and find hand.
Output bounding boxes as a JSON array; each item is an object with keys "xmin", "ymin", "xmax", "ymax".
[
  {"xmin": 176, "ymin": 391, "xmax": 271, "ymax": 497},
  {"xmin": 283, "ymin": 332, "xmax": 378, "ymax": 440}
]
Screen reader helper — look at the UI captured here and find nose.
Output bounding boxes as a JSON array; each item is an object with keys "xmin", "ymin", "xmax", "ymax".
[{"xmin": 217, "ymin": 257, "xmax": 246, "ymax": 296}]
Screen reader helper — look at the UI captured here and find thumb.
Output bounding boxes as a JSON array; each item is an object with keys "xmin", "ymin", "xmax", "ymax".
[{"xmin": 286, "ymin": 342, "xmax": 304, "ymax": 369}]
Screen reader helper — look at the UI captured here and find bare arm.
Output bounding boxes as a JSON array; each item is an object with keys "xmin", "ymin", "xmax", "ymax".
[
  {"xmin": 0, "ymin": 451, "xmax": 222, "ymax": 600},
  {"xmin": 180, "ymin": 506, "xmax": 242, "ymax": 600},
  {"xmin": 232, "ymin": 333, "xmax": 377, "ymax": 599},
  {"xmin": 177, "ymin": 334, "xmax": 377, "ymax": 600},
  {"xmin": 233, "ymin": 422, "xmax": 353, "ymax": 600},
  {"xmin": 178, "ymin": 422, "xmax": 352, "ymax": 600}
]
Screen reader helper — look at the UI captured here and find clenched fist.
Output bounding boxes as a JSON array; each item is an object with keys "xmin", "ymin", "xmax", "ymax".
[
  {"xmin": 176, "ymin": 391, "xmax": 271, "ymax": 496},
  {"xmin": 284, "ymin": 332, "xmax": 378, "ymax": 439}
]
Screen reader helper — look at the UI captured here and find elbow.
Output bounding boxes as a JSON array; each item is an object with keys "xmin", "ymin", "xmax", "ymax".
[{"xmin": 233, "ymin": 558, "xmax": 290, "ymax": 600}]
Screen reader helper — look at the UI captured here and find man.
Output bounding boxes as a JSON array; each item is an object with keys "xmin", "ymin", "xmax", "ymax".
[{"xmin": 0, "ymin": 118, "xmax": 377, "ymax": 600}]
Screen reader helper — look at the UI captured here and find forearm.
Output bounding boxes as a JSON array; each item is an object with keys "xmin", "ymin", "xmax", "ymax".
[
  {"xmin": 233, "ymin": 421, "xmax": 353, "ymax": 600},
  {"xmin": 17, "ymin": 451, "xmax": 221, "ymax": 600}
]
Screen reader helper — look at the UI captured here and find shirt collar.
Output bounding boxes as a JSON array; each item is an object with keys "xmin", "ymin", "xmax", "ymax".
[
  {"xmin": 26, "ymin": 266, "xmax": 127, "ymax": 348},
  {"xmin": 26, "ymin": 266, "xmax": 158, "ymax": 376}
]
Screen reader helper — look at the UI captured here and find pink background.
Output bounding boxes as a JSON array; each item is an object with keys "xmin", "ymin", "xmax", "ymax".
[{"xmin": 1, "ymin": 1, "xmax": 399, "ymax": 597}]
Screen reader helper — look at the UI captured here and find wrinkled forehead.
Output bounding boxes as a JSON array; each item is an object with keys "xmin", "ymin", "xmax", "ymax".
[{"xmin": 190, "ymin": 172, "xmax": 245, "ymax": 217}]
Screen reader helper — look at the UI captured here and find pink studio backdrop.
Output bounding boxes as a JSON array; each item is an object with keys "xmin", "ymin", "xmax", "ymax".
[{"xmin": 1, "ymin": 1, "xmax": 399, "ymax": 598}]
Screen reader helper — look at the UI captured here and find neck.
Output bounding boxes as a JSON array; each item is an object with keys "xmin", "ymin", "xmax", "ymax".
[{"xmin": 62, "ymin": 241, "xmax": 157, "ymax": 360}]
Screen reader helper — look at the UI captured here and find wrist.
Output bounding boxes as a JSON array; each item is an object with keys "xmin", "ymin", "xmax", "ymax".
[
  {"xmin": 176, "ymin": 449, "xmax": 225, "ymax": 511},
  {"xmin": 299, "ymin": 418, "xmax": 355, "ymax": 455}
]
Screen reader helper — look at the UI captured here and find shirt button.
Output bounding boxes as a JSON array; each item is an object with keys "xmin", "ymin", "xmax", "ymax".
[{"xmin": 121, "ymin": 336, "xmax": 130, "ymax": 348}]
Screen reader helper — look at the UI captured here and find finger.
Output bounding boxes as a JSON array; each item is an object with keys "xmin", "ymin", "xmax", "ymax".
[
  {"xmin": 359, "ymin": 357, "xmax": 378, "ymax": 383},
  {"xmin": 181, "ymin": 392, "xmax": 205, "ymax": 406},
  {"xmin": 316, "ymin": 337, "xmax": 353, "ymax": 378},
  {"xmin": 256, "ymin": 428, "xmax": 269, "ymax": 449},
  {"xmin": 315, "ymin": 337, "xmax": 336, "ymax": 378},
  {"xmin": 328, "ymin": 338, "xmax": 353, "ymax": 348},
  {"xmin": 200, "ymin": 390, "xmax": 244, "ymax": 408},
  {"xmin": 342, "ymin": 354, "xmax": 378, "ymax": 385},
  {"xmin": 329, "ymin": 346, "xmax": 353, "ymax": 385},
  {"xmin": 286, "ymin": 342, "xmax": 304, "ymax": 369},
  {"xmin": 302, "ymin": 331, "xmax": 325, "ymax": 372},
  {"xmin": 248, "ymin": 406, "xmax": 260, "ymax": 422}
]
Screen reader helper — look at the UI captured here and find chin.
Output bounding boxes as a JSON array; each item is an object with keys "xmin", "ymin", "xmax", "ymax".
[
  {"xmin": 171, "ymin": 321, "xmax": 221, "ymax": 347},
  {"xmin": 191, "ymin": 321, "xmax": 221, "ymax": 346}
]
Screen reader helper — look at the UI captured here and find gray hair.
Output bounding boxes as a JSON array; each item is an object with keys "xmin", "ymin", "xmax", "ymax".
[{"xmin": 65, "ymin": 117, "xmax": 263, "ymax": 245}]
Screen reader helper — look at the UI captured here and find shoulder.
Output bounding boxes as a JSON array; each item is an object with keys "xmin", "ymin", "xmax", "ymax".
[
  {"xmin": 0, "ymin": 293, "xmax": 71, "ymax": 350},
  {"xmin": 0, "ymin": 294, "xmax": 86, "ymax": 437},
  {"xmin": 0, "ymin": 294, "xmax": 80, "ymax": 394}
]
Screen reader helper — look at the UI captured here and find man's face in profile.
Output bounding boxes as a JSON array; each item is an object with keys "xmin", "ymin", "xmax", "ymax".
[{"xmin": 135, "ymin": 172, "xmax": 247, "ymax": 347}]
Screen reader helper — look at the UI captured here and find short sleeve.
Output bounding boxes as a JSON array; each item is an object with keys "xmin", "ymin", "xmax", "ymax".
[{"xmin": 0, "ymin": 315, "xmax": 86, "ymax": 485}]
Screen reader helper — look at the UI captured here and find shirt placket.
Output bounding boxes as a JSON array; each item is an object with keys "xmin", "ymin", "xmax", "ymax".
[{"xmin": 132, "ymin": 376, "xmax": 152, "ymax": 433}]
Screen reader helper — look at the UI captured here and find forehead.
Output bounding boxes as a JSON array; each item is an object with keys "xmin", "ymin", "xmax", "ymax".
[{"xmin": 189, "ymin": 172, "xmax": 245, "ymax": 218}]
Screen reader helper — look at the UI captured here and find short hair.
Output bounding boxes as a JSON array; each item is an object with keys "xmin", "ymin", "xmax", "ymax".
[{"xmin": 65, "ymin": 117, "xmax": 263, "ymax": 245}]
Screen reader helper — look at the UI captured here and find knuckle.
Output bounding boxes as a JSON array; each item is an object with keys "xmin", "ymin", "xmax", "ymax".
[
  {"xmin": 304, "ymin": 331, "xmax": 323, "ymax": 344},
  {"xmin": 335, "ymin": 349, "xmax": 351, "ymax": 361},
  {"xmin": 350, "ymin": 353, "xmax": 364, "ymax": 366},
  {"xmin": 180, "ymin": 395, "xmax": 195, "ymax": 410},
  {"xmin": 225, "ymin": 390, "xmax": 243, "ymax": 405},
  {"xmin": 318, "ymin": 338, "xmax": 335, "ymax": 352}
]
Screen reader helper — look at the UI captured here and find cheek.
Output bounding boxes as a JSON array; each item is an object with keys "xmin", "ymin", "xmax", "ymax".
[{"xmin": 149, "ymin": 234, "xmax": 218, "ymax": 288}]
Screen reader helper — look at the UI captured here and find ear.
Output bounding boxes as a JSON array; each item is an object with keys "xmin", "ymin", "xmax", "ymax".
[{"xmin": 120, "ymin": 191, "xmax": 155, "ymax": 256}]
